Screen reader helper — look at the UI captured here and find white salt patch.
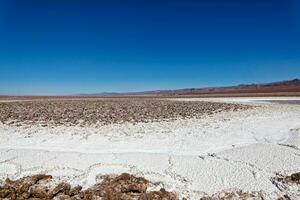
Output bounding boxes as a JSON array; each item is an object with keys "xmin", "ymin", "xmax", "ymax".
[{"xmin": 0, "ymin": 97, "xmax": 300, "ymax": 199}]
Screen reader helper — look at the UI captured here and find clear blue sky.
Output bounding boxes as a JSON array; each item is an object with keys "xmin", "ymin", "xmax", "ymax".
[{"xmin": 0, "ymin": 0, "xmax": 299, "ymax": 95}]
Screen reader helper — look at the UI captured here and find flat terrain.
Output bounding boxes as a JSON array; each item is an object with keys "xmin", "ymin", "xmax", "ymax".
[
  {"xmin": 0, "ymin": 98, "xmax": 248, "ymax": 126},
  {"xmin": 1, "ymin": 97, "xmax": 300, "ymax": 199}
]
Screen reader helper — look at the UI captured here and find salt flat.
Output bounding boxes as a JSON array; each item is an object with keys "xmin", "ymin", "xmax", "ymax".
[{"xmin": 0, "ymin": 97, "xmax": 300, "ymax": 199}]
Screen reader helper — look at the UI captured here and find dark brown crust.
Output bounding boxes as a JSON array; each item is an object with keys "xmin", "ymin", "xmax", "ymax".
[
  {"xmin": 0, "ymin": 98, "xmax": 250, "ymax": 126},
  {"xmin": 0, "ymin": 173, "xmax": 178, "ymax": 200}
]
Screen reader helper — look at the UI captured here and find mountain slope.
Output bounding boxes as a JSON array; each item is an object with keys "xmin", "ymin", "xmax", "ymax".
[{"xmin": 80, "ymin": 78, "xmax": 300, "ymax": 96}]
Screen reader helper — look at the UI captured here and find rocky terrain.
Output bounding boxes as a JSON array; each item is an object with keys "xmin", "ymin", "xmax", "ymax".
[
  {"xmin": 0, "ymin": 173, "xmax": 178, "ymax": 200},
  {"xmin": 1, "ymin": 172, "xmax": 299, "ymax": 200},
  {"xmin": 0, "ymin": 98, "xmax": 249, "ymax": 126}
]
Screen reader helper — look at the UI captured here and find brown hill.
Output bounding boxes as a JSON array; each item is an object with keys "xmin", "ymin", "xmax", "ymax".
[
  {"xmin": 129, "ymin": 78, "xmax": 300, "ymax": 96},
  {"xmin": 74, "ymin": 78, "xmax": 300, "ymax": 97}
]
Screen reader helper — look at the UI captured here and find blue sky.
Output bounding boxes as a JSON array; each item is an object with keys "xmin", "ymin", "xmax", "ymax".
[{"xmin": 0, "ymin": 0, "xmax": 299, "ymax": 95}]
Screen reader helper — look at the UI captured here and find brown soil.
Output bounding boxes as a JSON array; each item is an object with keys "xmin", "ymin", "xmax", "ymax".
[
  {"xmin": 270, "ymin": 172, "xmax": 300, "ymax": 200},
  {"xmin": 1, "ymin": 172, "xmax": 299, "ymax": 200},
  {"xmin": 0, "ymin": 173, "xmax": 178, "ymax": 200},
  {"xmin": 277, "ymin": 172, "xmax": 300, "ymax": 184},
  {"xmin": 0, "ymin": 98, "xmax": 250, "ymax": 126}
]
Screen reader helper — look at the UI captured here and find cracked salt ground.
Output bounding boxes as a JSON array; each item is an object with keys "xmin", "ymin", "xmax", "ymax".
[
  {"xmin": 0, "ymin": 149, "xmax": 298, "ymax": 199},
  {"xmin": 0, "ymin": 97, "xmax": 300, "ymax": 199}
]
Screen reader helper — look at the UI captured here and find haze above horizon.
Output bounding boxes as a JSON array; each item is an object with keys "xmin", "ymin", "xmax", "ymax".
[{"xmin": 0, "ymin": 0, "xmax": 300, "ymax": 95}]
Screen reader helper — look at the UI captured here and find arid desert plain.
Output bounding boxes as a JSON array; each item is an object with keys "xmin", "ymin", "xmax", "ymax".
[{"xmin": 0, "ymin": 96, "xmax": 300, "ymax": 200}]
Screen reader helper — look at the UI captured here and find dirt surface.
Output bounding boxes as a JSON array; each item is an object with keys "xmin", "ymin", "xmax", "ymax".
[
  {"xmin": 275, "ymin": 172, "xmax": 300, "ymax": 185},
  {"xmin": 0, "ymin": 98, "xmax": 250, "ymax": 126},
  {"xmin": 2, "ymin": 173, "xmax": 299, "ymax": 200},
  {"xmin": 0, "ymin": 173, "xmax": 178, "ymax": 200}
]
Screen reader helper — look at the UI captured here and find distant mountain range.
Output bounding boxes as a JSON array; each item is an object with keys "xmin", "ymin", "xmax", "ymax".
[{"xmin": 79, "ymin": 78, "xmax": 300, "ymax": 97}]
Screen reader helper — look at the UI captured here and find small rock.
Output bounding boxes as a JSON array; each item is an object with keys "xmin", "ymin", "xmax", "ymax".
[{"xmin": 291, "ymin": 172, "xmax": 300, "ymax": 182}]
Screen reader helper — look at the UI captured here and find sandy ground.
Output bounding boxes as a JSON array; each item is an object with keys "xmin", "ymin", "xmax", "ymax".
[{"xmin": 1, "ymin": 97, "xmax": 300, "ymax": 199}]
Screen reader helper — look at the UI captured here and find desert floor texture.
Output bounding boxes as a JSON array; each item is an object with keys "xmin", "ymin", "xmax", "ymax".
[{"xmin": 0, "ymin": 97, "xmax": 300, "ymax": 199}]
